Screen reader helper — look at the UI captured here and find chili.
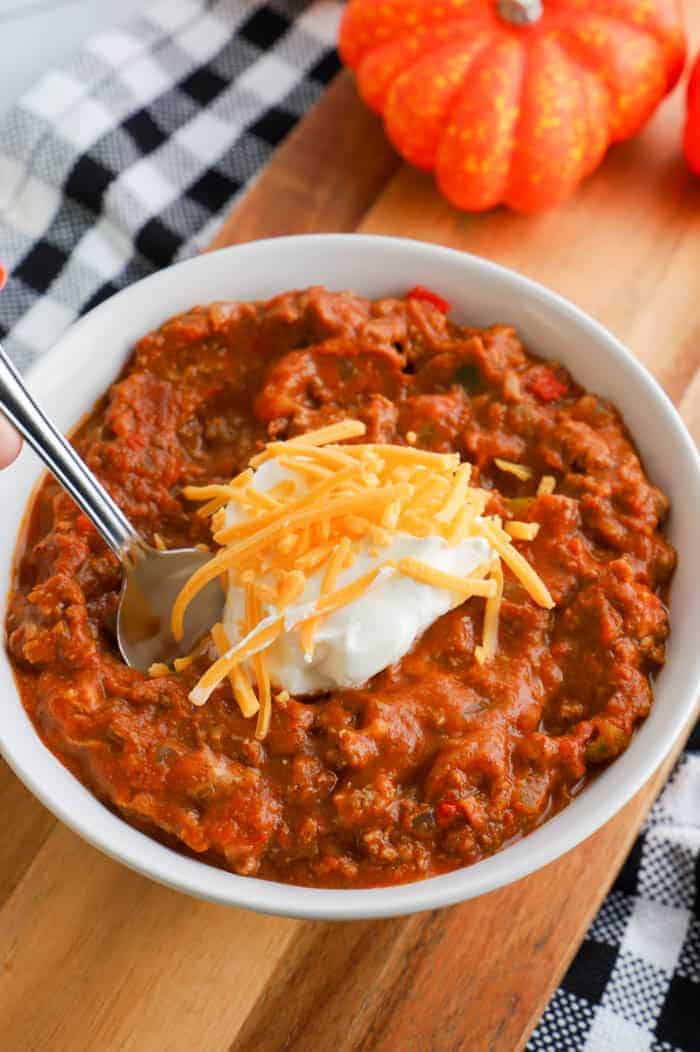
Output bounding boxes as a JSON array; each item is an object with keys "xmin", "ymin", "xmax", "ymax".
[{"xmin": 6, "ymin": 287, "xmax": 674, "ymax": 889}]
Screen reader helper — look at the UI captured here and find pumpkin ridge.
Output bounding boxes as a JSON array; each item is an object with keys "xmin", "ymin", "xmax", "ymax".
[
  {"xmin": 355, "ymin": 16, "xmax": 499, "ymax": 115},
  {"xmin": 416, "ymin": 29, "xmax": 505, "ymax": 168},
  {"xmin": 548, "ymin": 12, "xmax": 668, "ymax": 141},
  {"xmin": 504, "ymin": 35, "xmax": 589, "ymax": 211},
  {"xmin": 440, "ymin": 29, "xmax": 505, "ymax": 114},
  {"xmin": 340, "ymin": 1, "xmax": 496, "ymax": 67},
  {"xmin": 547, "ymin": 35, "xmax": 611, "ymax": 188},
  {"xmin": 551, "ymin": 0, "xmax": 682, "ymax": 90},
  {"xmin": 502, "ymin": 42, "xmax": 532, "ymax": 208},
  {"xmin": 436, "ymin": 33, "xmax": 526, "ymax": 211},
  {"xmin": 545, "ymin": 24, "xmax": 607, "ymax": 80},
  {"xmin": 543, "ymin": 24, "xmax": 616, "ymax": 122},
  {"xmin": 440, "ymin": 29, "xmax": 508, "ymax": 149},
  {"xmin": 359, "ymin": 18, "xmax": 497, "ymax": 54},
  {"xmin": 357, "ymin": 29, "xmax": 473, "ymax": 114},
  {"xmin": 548, "ymin": 0, "xmax": 684, "ymax": 78},
  {"xmin": 546, "ymin": 32, "xmax": 624, "ymax": 144},
  {"xmin": 551, "ymin": 6, "xmax": 675, "ymax": 59},
  {"xmin": 384, "ymin": 32, "xmax": 497, "ymax": 171},
  {"xmin": 577, "ymin": 58, "xmax": 614, "ymax": 179}
]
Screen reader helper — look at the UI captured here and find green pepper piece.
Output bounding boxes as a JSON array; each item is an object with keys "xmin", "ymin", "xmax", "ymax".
[
  {"xmin": 454, "ymin": 362, "xmax": 481, "ymax": 393},
  {"xmin": 505, "ymin": 497, "xmax": 534, "ymax": 513}
]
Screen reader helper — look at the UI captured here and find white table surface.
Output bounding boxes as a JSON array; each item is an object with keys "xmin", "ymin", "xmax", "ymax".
[{"xmin": 0, "ymin": 0, "xmax": 145, "ymax": 114}]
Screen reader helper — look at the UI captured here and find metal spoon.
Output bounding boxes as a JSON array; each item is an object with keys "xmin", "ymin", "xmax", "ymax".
[{"xmin": 0, "ymin": 344, "xmax": 223, "ymax": 671}]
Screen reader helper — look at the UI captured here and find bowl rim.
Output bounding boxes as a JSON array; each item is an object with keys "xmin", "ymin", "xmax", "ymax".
[{"xmin": 2, "ymin": 232, "xmax": 699, "ymax": 921}]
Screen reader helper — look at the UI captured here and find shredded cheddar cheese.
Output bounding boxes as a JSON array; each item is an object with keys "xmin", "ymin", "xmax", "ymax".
[
  {"xmin": 538, "ymin": 475, "xmax": 556, "ymax": 496},
  {"xmin": 177, "ymin": 419, "xmax": 555, "ymax": 733},
  {"xmin": 190, "ymin": 617, "xmax": 284, "ymax": 707},
  {"xmin": 288, "ymin": 419, "xmax": 366, "ymax": 447},
  {"xmin": 395, "ymin": 558, "xmax": 497, "ymax": 599},
  {"xmin": 244, "ymin": 585, "xmax": 271, "ymax": 738},
  {"xmin": 300, "ymin": 536, "xmax": 353, "ymax": 660},
  {"xmin": 211, "ymin": 622, "xmax": 259, "ymax": 719},
  {"xmin": 475, "ymin": 560, "xmax": 504, "ymax": 665},
  {"xmin": 477, "ymin": 520, "xmax": 554, "ymax": 610},
  {"xmin": 494, "ymin": 458, "xmax": 533, "ymax": 482},
  {"xmin": 436, "ymin": 463, "xmax": 472, "ymax": 524},
  {"xmin": 251, "ymin": 441, "xmax": 356, "ymax": 470},
  {"xmin": 148, "ymin": 662, "xmax": 170, "ymax": 678},
  {"xmin": 505, "ymin": 521, "xmax": 540, "ymax": 542}
]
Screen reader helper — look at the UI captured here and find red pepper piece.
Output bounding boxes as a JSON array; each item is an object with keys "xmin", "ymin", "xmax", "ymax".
[
  {"xmin": 75, "ymin": 513, "xmax": 93, "ymax": 535},
  {"xmin": 436, "ymin": 800, "xmax": 459, "ymax": 825},
  {"xmin": 528, "ymin": 367, "xmax": 567, "ymax": 402},
  {"xmin": 407, "ymin": 285, "xmax": 451, "ymax": 314}
]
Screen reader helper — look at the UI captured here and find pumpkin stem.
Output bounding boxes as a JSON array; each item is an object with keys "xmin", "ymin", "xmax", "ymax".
[{"xmin": 497, "ymin": 0, "xmax": 543, "ymax": 25}]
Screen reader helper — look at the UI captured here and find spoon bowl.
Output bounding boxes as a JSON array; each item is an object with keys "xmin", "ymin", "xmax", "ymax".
[{"xmin": 117, "ymin": 546, "xmax": 223, "ymax": 671}]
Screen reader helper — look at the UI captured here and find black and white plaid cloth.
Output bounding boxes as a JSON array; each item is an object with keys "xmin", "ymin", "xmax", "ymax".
[
  {"xmin": 0, "ymin": 0, "xmax": 342, "ymax": 367},
  {"xmin": 530, "ymin": 726, "xmax": 699, "ymax": 1052},
  {"xmin": 0, "ymin": 2, "xmax": 697, "ymax": 1047}
]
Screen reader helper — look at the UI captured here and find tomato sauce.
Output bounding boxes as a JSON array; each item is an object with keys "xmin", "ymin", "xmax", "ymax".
[{"xmin": 6, "ymin": 288, "xmax": 675, "ymax": 888}]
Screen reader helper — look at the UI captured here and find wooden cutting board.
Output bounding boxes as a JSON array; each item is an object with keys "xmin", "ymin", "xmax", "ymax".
[{"xmin": 3, "ymin": 27, "xmax": 700, "ymax": 1050}]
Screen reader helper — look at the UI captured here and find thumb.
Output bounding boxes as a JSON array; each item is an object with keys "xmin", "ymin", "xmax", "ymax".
[
  {"xmin": 0, "ymin": 266, "xmax": 22, "ymax": 466},
  {"xmin": 0, "ymin": 412, "xmax": 21, "ymax": 468}
]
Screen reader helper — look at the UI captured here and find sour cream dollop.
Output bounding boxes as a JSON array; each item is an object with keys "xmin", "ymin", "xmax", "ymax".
[{"xmin": 222, "ymin": 459, "xmax": 494, "ymax": 696}]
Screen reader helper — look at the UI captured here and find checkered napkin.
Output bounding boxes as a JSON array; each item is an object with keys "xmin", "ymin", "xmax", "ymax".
[
  {"xmin": 529, "ymin": 729, "xmax": 700, "ymax": 1052},
  {"xmin": 0, "ymin": 0, "xmax": 342, "ymax": 367},
  {"xmin": 0, "ymin": 3, "xmax": 697, "ymax": 1048}
]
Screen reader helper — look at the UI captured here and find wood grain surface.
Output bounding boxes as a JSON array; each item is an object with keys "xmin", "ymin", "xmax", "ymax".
[{"xmin": 2, "ymin": 35, "xmax": 700, "ymax": 1052}]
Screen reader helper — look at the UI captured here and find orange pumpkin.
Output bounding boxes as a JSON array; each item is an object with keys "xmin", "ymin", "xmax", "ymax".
[
  {"xmin": 340, "ymin": 0, "xmax": 686, "ymax": 213},
  {"xmin": 684, "ymin": 52, "xmax": 700, "ymax": 176}
]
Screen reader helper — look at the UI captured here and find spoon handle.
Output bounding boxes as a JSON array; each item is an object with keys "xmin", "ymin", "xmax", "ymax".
[{"xmin": 0, "ymin": 343, "xmax": 142, "ymax": 562}]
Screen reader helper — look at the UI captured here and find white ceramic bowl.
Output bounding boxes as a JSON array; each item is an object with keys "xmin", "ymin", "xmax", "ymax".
[{"xmin": 1, "ymin": 234, "xmax": 699, "ymax": 920}]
